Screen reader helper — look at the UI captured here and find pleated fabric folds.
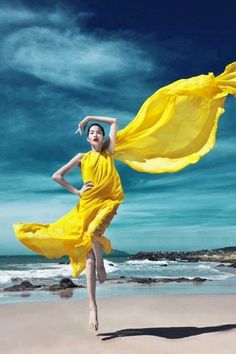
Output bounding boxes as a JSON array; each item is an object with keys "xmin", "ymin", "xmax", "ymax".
[{"xmin": 113, "ymin": 62, "xmax": 236, "ymax": 173}]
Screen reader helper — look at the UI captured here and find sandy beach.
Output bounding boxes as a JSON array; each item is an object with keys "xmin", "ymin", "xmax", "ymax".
[{"xmin": 0, "ymin": 294, "xmax": 235, "ymax": 354}]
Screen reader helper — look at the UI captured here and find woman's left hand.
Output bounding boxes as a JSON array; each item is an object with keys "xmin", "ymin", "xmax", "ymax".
[{"xmin": 75, "ymin": 117, "xmax": 90, "ymax": 135}]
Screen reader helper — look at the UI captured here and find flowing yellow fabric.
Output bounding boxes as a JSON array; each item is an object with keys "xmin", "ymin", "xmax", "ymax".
[
  {"xmin": 13, "ymin": 62, "xmax": 236, "ymax": 277},
  {"xmin": 113, "ymin": 62, "xmax": 236, "ymax": 173},
  {"xmin": 13, "ymin": 150, "xmax": 124, "ymax": 277}
]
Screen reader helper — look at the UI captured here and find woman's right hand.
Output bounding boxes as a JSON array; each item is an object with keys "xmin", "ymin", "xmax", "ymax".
[
  {"xmin": 75, "ymin": 117, "xmax": 90, "ymax": 135},
  {"xmin": 79, "ymin": 180, "xmax": 94, "ymax": 196}
]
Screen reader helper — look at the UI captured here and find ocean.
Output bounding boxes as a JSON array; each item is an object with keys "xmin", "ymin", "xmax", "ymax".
[{"xmin": 0, "ymin": 253, "xmax": 236, "ymax": 304}]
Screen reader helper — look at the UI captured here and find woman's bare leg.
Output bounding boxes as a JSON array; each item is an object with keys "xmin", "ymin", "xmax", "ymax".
[
  {"xmin": 92, "ymin": 240, "xmax": 106, "ymax": 283},
  {"xmin": 86, "ymin": 249, "xmax": 98, "ymax": 331},
  {"xmin": 91, "ymin": 212, "xmax": 116, "ymax": 283}
]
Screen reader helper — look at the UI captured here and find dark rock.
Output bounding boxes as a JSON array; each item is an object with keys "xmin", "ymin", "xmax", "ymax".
[
  {"xmin": 192, "ymin": 277, "xmax": 206, "ymax": 282},
  {"xmin": 228, "ymin": 263, "xmax": 236, "ymax": 268},
  {"xmin": 158, "ymin": 277, "xmax": 206, "ymax": 283},
  {"xmin": 3, "ymin": 281, "xmax": 41, "ymax": 292},
  {"xmin": 59, "ymin": 278, "xmax": 78, "ymax": 289},
  {"xmin": 40, "ymin": 278, "xmax": 85, "ymax": 291},
  {"xmin": 45, "ymin": 284, "xmax": 63, "ymax": 291},
  {"xmin": 127, "ymin": 277, "xmax": 156, "ymax": 284},
  {"xmin": 3, "ymin": 277, "xmax": 85, "ymax": 292},
  {"xmin": 126, "ymin": 277, "xmax": 207, "ymax": 285},
  {"xmin": 186, "ymin": 259, "xmax": 199, "ymax": 262}
]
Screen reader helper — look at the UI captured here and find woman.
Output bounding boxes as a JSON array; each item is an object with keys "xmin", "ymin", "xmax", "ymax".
[
  {"xmin": 13, "ymin": 61, "xmax": 236, "ymax": 332},
  {"xmin": 14, "ymin": 115, "xmax": 124, "ymax": 332},
  {"xmin": 51, "ymin": 115, "xmax": 123, "ymax": 331}
]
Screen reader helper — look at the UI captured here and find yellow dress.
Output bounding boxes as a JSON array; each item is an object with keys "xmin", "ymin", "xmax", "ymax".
[
  {"xmin": 13, "ymin": 62, "xmax": 236, "ymax": 277},
  {"xmin": 13, "ymin": 150, "xmax": 124, "ymax": 277}
]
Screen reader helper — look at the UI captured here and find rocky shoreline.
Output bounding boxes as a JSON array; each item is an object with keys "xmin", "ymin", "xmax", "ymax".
[
  {"xmin": 1, "ymin": 276, "xmax": 207, "ymax": 294},
  {"xmin": 1, "ymin": 247, "xmax": 235, "ymax": 295},
  {"xmin": 128, "ymin": 246, "xmax": 236, "ymax": 265}
]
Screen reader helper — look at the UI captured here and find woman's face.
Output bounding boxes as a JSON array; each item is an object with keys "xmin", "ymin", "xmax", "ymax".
[{"xmin": 87, "ymin": 125, "xmax": 105, "ymax": 147}]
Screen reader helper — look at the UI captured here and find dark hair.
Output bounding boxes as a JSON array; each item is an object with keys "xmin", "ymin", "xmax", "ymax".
[{"xmin": 86, "ymin": 123, "xmax": 105, "ymax": 137}]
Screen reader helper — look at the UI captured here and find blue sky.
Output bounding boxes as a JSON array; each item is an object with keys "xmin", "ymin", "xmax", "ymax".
[{"xmin": 1, "ymin": 0, "xmax": 236, "ymax": 255}]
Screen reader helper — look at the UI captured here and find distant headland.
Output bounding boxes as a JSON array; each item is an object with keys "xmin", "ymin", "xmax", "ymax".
[{"xmin": 128, "ymin": 246, "xmax": 236, "ymax": 265}]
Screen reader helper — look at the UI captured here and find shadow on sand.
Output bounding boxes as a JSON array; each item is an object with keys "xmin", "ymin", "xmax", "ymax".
[{"xmin": 97, "ymin": 324, "xmax": 236, "ymax": 341}]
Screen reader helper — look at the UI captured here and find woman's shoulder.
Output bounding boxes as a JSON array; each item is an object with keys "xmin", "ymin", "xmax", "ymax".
[
  {"xmin": 72, "ymin": 151, "xmax": 92, "ymax": 168},
  {"xmin": 74, "ymin": 152, "xmax": 85, "ymax": 159},
  {"xmin": 79, "ymin": 151, "xmax": 91, "ymax": 160},
  {"xmin": 71, "ymin": 152, "xmax": 85, "ymax": 169}
]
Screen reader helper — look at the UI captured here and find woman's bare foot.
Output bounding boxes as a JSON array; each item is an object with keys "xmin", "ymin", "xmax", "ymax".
[
  {"xmin": 96, "ymin": 261, "xmax": 106, "ymax": 283},
  {"xmin": 89, "ymin": 306, "xmax": 98, "ymax": 331}
]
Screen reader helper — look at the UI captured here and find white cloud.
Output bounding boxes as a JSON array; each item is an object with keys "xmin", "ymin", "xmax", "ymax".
[
  {"xmin": 0, "ymin": 7, "xmax": 38, "ymax": 24},
  {"xmin": 1, "ymin": 6, "xmax": 157, "ymax": 92},
  {"xmin": 0, "ymin": 5, "xmax": 92, "ymax": 26}
]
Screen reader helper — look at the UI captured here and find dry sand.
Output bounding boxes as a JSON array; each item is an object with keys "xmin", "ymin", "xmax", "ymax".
[{"xmin": 0, "ymin": 294, "xmax": 236, "ymax": 354}]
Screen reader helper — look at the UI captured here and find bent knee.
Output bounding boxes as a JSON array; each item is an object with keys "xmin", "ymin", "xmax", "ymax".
[{"xmin": 86, "ymin": 250, "xmax": 95, "ymax": 265}]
